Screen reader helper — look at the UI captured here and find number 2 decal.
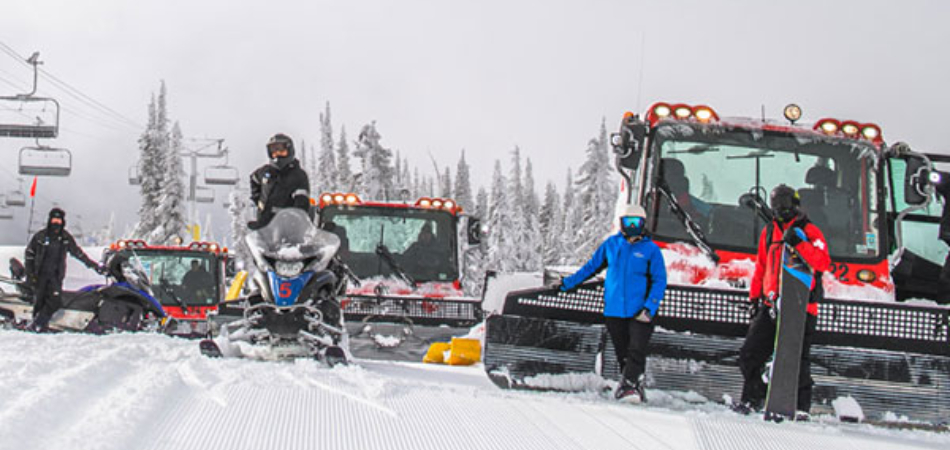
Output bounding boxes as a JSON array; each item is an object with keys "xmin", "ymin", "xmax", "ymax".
[
  {"xmin": 828, "ymin": 262, "xmax": 850, "ymax": 283},
  {"xmin": 279, "ymin": 282, "xmax": 292, "ymax": 297}
]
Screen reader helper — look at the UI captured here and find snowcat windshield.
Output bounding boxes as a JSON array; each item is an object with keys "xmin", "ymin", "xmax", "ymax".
[
  {"xmin": 246, "ymin": 209, "xmax": 341, "ymax": 271},
  {"xmin": 320, "ymin": 206, "xmax": 459, "ymax": 282},
  {"xmin": 650, "ymin": 122, "xmax": 881, "ymax": 261},
  {"xmin": 125, "ymin": 251, "xmax": 219, "ymax": 306}
]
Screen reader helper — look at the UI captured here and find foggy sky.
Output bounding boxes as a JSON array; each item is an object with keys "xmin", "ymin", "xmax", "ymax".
[{"xmin": 1, "ymin": 0, "xmax": 948, "ymax": 244}]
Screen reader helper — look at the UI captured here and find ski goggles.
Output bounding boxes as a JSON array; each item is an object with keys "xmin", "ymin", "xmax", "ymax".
[
  {"xmin": 267, "ymin": 142, "xmax": 290, "ymax": 154},
  {"xmin": 621, "ymin": 216, "xmax": 645, "ymax": 229}
]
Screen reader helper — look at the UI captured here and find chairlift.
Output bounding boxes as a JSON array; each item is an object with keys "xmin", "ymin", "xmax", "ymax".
[
  {"xmin": 5, "ymin": 183, "xmax": 26, "ymax": 207},
  {"xmin": 0, "ymin": 53, "xmax": 60, "ymax": 139},
  {"xmin": 0, "ymin": 96, "xmax": 60, "ymax": 139},
  {"xmin": 18, "ymin": 145, "xmax": 72, "ymax": 177},
  {"xmin": 129, "ymin": 164, "xmax": 142, "ymax": 185},
  {"xmin": 195, "ymin": 187, "xmax": 215, "ymax": 203},
  {"xmin": 204, "ymin": 164, "xmax": 239, "ymax": 186},
  {"xmin": 0, "ymin": 202, "xmax": 13, "ymax": 220}
]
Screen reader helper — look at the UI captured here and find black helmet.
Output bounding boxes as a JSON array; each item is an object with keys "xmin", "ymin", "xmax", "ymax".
[
  {"xmin": 48, "ymin": 207, "xmax": 66, "ymax": 231},
  {"xmin": 266, "ymin": 133, "xmax": 295, "ymax": 159},
  {"xmin": 770, "ymin": 184, "xmax": 800, "ymax": 223}
]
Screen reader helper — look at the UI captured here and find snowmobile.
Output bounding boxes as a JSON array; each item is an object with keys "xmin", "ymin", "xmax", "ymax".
[
  {"xmin": 200, "ymin": 208, "xmax": 350, "ymax": 365},
  {"xmin": 0, "ymin": 254, "xmax": 166, "ymax": 333}
]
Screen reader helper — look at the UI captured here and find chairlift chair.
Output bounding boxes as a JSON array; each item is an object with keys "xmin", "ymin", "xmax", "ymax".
[
  {"xmin": 0, "ymin": 201, "xmax": 14, "ymax": 220},
  {"xmin": 129, "ymin": 164, "xmax": 142, "ymax": 185},
  {"xmin": 0, "ymin": 96, "xmax": 60, "ymax": 139},
  {"xmin": 204, "ymin": 164, "xmax": 239, "ymax": 186},
  {"xmin": 195, "ymin": 187, "xmax": 215, "ymax": 203},
  {"xmin": 18, "ymin": 145, "xmax": 72, "ymax": 177},
  {"xmin": 5, "ymin": 187, "xmax": 26, "ymax": 207}
]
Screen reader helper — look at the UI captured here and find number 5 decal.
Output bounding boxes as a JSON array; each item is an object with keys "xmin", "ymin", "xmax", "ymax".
[{"xmin": 279, "ymin": 282, "xmax": 292, "ymax": 298}]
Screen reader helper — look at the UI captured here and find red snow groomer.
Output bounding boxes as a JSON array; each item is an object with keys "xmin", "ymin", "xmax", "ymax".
[
  {"xmin": 485, "ymin": 103, "xmax": 950, "ymax": 424},
  {"xmin": 105, "ymin": 239, "xmax": 232, "ymax": 337},
  {"xmin": 316, "ymin": 192, "xmax": 483, "ymax": 360}
]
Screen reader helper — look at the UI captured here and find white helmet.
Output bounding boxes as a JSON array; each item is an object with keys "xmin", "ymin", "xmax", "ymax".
[{"xmin": 619, "ymin": 204, "xmax": 646, "ymax": 219}]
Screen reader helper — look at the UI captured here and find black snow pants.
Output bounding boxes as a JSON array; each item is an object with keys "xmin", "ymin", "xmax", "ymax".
[
  {"xmin": 32, "ymin": 277, "xmax": 63, "ymax": 325},
  {"xmin": 605, "ymin": 317, "xmax": 654, "ymax": 383},
  {"xmin": 738, "ymin": 305, "xmax": 817, "ymax": 412}
]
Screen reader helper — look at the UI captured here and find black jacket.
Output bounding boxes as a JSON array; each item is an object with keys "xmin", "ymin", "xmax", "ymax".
[
  {"xmin": 25, "ymin": 228, "xmax": 98, "ymax": 284},
  {"xmin": 250, "ymin": 159, "xmax": 311, "ymax": 227}
]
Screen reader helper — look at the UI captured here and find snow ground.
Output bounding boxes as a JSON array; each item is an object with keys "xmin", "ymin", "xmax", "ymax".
[{"xmin": 0, "ymin": 331, "xmax": 947, "ymax": 450}]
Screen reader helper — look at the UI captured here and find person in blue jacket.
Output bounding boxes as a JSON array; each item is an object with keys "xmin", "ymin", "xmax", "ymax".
[{"xmin": 559, "ymin": 204, "xmax": 667, "ymax": 403}]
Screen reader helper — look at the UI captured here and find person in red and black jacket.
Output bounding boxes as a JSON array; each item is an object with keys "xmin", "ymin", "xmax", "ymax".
[{"xmin": 734, "ymin": 184, "xmax": 831, "ymax": 415}]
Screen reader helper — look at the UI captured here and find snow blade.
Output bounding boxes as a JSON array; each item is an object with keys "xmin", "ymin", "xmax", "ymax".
[
  {"xmin": 484, "ymin": 314, "xmax": 604, "ymax": 391},
  {"xmin": 490, "ymin": 282, "xmax": 950, "ymax": 423}
]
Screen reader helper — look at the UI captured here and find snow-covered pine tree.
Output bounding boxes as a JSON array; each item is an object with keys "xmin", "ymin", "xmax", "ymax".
[
  {"xmin": 228, "ymin": 189, "xmax": 251, "ymax": 270},
  {"xmin": 441, "ymin": 167, "xmax": 452, "ymax": 198},
  {"xmin": 133, "ymin": 82, "xmax": 171, "ymax": 241},
  {"xmin": 561, "ymin": 168, "xmax": 585, "ymax": 265},
  {"xmin": 454, "ymin": 150, "xmax": 474, "ymax": 212},
  {"xmin": 539, "ymin": 181, "xmax": 562, "ymax": 266},
  {"xmin": 336, "ymin": 126, "xmax": 352, "ymax": 192},
  {"xmin": 354, "ymin": 121, "xmax": 395, "ymax": 200},
  {"xmin": 317, "ymin": 102, "xmax": 337, "ymax": 193},
  {"xmin": 486, "ymin": 160, "xmax": 515, "ymax": 273},
  {"xmin": 573, "ymin": 119, "xmax": 617, "ymax": 259},
  {"xmin": 521, "ymin": 158, "xmax": 542, "ymax": 271},
  {"xmin": 149, "ymin": 120, "xmax": 187, "ymax": 244},
  {"xmin": 505, "ymin": 147, "xmax": 532, "ymax": 271}
]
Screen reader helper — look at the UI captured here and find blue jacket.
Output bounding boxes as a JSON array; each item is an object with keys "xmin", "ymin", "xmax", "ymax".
[{"xmin": 563, "ymin": 234, "xmax": 667, "ymax": 318}]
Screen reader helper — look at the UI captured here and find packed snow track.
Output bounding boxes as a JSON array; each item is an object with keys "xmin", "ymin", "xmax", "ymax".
[{"xmin": 0, "ymin": 331, "xmax": 946, "ymax": 450}]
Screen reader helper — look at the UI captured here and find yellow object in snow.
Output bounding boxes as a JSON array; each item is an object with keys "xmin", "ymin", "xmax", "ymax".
[
  {"xmin": 447, "ymin": 338, "xmax": 481, "ymax": 366},
  {"xmin": 225, "ymin": 271, "xmax": 248, "ymax": 302},
  {"xmin": 423, "ymin": 342, "xmax": 451, "ymax": 364}
]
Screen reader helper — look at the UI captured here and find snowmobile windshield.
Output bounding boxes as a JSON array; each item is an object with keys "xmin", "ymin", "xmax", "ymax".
[
  {"xmin": 120, "ymin": 250, "xmax": 220, "ymax": 307},
  {"xmin": 650, "ymin": 122, "xmax": 882, "ymax": 262},
  {"xmin": 247, "ymin": 209, "xmax": 340, "ymax": 272},
  {"xmin": 319, "ymin": 205, "xmax": 459, "ymax": 282}
]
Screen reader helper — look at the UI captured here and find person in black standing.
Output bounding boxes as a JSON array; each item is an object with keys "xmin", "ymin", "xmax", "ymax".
[
  {"xmin": 249, "ymin": 133, "xmax": 312, "ymax": 229},
  {"xmin": 24, "ymin": 208, "xmax": 106, "ymax": 331}
]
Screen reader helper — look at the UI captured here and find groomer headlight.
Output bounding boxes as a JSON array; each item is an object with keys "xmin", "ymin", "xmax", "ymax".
[
  {"xmin": 930, "ymin": 171, "xmax": 943, "ymax": 185},
  {"xmin": 275, "ymin": 260, "xmax": 304, "ymax": 278}
]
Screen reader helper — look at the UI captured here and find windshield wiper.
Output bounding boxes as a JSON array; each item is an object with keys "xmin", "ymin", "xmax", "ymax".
[
  {"xmin": 740, "ymin": 190, "xmax": 774, "ymax": 223},
  {"xmin": 656, "ymin": 183, "xmax": 720, "ymax": 264},
  {"xmin": 375, "ymin": 244, "xmax": 416, "ymax": 286}
]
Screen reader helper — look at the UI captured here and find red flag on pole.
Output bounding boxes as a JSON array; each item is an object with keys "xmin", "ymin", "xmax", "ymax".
[{"xmin": 29, "ymin": 176, "xmax": 37, "ymax": 197}]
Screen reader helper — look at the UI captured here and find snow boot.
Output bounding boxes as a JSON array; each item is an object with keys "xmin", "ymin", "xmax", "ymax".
[
  {"xmin": 615, "ymin": 376, "xmax": 646, "ymax": 404},
  {"xmin": 323, "ymin": 345, "xmax": 347, "ymax": 367},
  {"xmin": 199, "ymin": 339, "xmax": 223, "ymax": 358},
  {"xmin": 730, "ymin": 401, "xmax": 755, "ymax": 416}
]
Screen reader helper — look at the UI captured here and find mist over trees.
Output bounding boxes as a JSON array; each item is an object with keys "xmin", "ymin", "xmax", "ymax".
[{"xmin": 125, "ymin": 95, "xmax": 619, "ymax": 297}]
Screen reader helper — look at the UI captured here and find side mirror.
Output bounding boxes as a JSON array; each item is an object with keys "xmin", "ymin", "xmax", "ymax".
[
  {"xmin": 611, "ymin": 114, "xmax": 648, "ymax": 171},
  {"xmin": 225, "ymin": 258, "xmax": 237, "ymax": 278},
  {"xmin": 467, "ymin": 217, "xmax": 483, "ymax": 245},
  {"xmin": 904, "ymin": 156, "xmax": 932, "ymax": 206}
]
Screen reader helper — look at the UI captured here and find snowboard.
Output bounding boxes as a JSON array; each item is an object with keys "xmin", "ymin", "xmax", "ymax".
[{"xmin": 763, "ymin": 229, "xmax": 814, "ymax": 421}]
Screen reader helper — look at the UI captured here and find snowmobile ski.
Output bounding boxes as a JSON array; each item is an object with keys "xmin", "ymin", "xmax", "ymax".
[{"xmin": 763, "ymin": 233, "xmax": 813, "ymax": 421}]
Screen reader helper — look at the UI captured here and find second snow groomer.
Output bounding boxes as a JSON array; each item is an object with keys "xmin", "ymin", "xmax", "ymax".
[{"xmin": 559, "ymin": 204, "xmax": 667, "ymax": 403}]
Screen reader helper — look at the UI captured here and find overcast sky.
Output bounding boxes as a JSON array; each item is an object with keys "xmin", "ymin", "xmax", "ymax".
[{"xmin": 1, "ymin": 0, "xmax": 948, "ymax": 244}]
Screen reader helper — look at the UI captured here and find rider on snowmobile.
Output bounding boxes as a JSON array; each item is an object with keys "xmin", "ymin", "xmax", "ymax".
[{"xmin": 249, "ymin": 133, "xmax": 312, "ymax": 229}]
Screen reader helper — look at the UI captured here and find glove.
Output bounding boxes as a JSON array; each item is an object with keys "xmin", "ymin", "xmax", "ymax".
[
  {"xmin": 556, "ymin": 276, "xmax": 568, "ymax": 292},
  {"xmin": 635, "ymin": 308, "xmax": 653, "ymax": 323},
  {"xmin": 747, "ymin": 297, "xmax": 761, "ymax": 320},
  {"xmin": 783, "ymin": 227, "xmax": 804, "ymax": 247},
  {"xmin": 95, "ymin": 264, "xmax": 108, "ymax": 276}
]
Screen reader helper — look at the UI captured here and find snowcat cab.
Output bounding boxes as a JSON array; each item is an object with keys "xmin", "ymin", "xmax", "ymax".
[
  {"xmin": 486, "ymin": 103, "xmax": 950, "ymax": 423},
  {"xmin": 104, "ymin": 239, "xmax": 232, "ymax": 337},
  {"xmin": 316, "ymin": 192, "xmax": 483, "ymax": 360}
]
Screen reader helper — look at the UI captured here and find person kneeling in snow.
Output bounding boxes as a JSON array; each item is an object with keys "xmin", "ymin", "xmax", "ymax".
[{"xmin": 558, "ymin": 204, "xmax": 667, "ymax": 403}]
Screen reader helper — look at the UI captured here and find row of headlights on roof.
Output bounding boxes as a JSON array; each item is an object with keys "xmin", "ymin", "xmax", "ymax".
[
  {"xmin": 319, "ymin": 192, "xmax": 362, "ymax": 207},
  {"xmin": 813, "ymin": 118, "xmax": 882, "ymax": 142},
  {"xmin": 647, "ymin": 103, "xmax": 720, "ymax": 124},
  {"xmin": 415, "ymin": 197, "xmax": 458, "ymax": 213}
]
